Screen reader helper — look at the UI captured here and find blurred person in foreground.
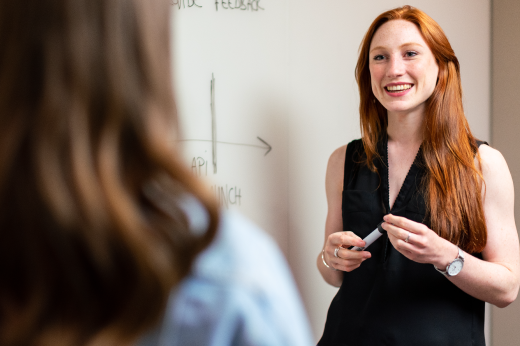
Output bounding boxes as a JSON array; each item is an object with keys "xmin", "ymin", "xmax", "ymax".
[{"xmin": 0, "ymin": 0, "xmax": 313, "ymax": 345}]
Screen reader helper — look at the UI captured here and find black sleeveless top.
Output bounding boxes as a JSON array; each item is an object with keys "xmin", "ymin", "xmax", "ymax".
[{"xmin": 318, "ymin": 138, "xmax": 486, "ymax": 346}]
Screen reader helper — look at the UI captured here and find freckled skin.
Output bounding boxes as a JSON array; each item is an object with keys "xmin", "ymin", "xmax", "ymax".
[{"xmin": 369, "ymin": 20, "xmax": 439, "ymax": 117}]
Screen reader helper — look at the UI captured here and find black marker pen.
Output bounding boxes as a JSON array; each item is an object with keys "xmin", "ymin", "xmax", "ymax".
[{"xmin": 350, "ymin": 222, "xmax": 386, "ymax": 251}]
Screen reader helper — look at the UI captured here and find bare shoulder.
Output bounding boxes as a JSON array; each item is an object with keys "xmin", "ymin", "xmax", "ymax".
[
  {"xmin": 478, "ymin": 144, "xmax": 512, "ymax": 182},
  {"xmin": 326, "ymin": 145, "xmax": 347, "ymax": 178},
  {"xmin": 326, "ymin": 144, "xmax": 348, "ymax": 193},
  {"xmin": 328, "ymin": 145, "xmax": 347, "ymax": 170},
  {"xmin": 477, "ymin": 144, "xmax": 514, "ymax": 211}
]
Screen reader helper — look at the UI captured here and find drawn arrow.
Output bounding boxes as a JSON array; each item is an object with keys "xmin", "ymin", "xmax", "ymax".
[
  {"xmin": 179, "ymin": 137, "xmax": 273, "ymax": 156},
  {"xmin": 256, "ymin": 136, "xmax": 272, "ymax": 156}
]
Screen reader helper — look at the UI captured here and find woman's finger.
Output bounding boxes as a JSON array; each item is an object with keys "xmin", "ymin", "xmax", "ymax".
[
  {"xmin": 387, "ymin": 231, "xmax": 416, "ymax": 252},
  {"xmin": 329, "ymin": 231, "xmax": 366, "ymax": 248},
  {"xmin": 332, "ymin": 256, "xmax": 368, "ymax": 272},
  {"xmin": 383, "ymin": 214, "xmax": 426, "ymax": 235},
  {"xmin": 338, "ymin": 262, "xmax": 363, "ymax": 272},
  {"xmin": 381, "ymin": 221, "xmax": 412, "ymax": 241},
  {"xmin": 335, "ymin": 247, "xmax": 371, "ymax": 261}
]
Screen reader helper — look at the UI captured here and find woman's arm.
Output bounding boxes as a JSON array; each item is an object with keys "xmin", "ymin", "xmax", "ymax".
[
  {"xmin": 383, "ymin": 145, "xmax": 520, "ymax": 307},
  {"xmin": 317, "ymin": 145, "xmax": 371, "ymax": 287}
]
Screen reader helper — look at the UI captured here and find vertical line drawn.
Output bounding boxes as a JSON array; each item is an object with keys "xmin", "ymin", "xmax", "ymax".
[{"xmin": 211, "ymin": 73, "xmax": 217, "ymax": 173}]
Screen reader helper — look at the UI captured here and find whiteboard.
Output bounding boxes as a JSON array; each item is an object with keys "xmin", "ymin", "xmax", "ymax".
[
  {"xmin": 172, "ymin": 0, "xmax": 290, "ymax": 251},
  {"xmin": 171, "ymin": 0, "xmax": 491, "ymax": 342}
]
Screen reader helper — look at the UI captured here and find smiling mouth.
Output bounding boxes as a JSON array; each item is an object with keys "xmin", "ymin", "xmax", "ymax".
[{"xmin": 385, "ymin": 84, "xmax": 413, "ymax": 93}]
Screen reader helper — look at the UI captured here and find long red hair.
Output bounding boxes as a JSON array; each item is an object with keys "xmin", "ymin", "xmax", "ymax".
[{"xmin": 355, "ymin": 5, "xmax": 486, "ymax": 253}]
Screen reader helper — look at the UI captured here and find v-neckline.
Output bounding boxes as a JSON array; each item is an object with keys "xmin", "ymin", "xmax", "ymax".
[{"xmin": 380, "ymin": 135, "xmax": 422, "ymax": 214}]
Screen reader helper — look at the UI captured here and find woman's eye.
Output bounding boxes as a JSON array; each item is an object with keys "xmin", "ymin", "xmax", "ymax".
[
  {"xmin": 405, "ymin": 51, "xmax": 418, "ymax": 58},
  {"xmin": 373, "ymin": 55, "xmax": 385, "ymax": 61}
]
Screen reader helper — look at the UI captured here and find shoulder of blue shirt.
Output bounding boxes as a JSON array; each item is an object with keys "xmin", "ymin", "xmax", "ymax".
[{"xmin": 138, "ymin": 209, "xmax": 314, "ymax": 346}]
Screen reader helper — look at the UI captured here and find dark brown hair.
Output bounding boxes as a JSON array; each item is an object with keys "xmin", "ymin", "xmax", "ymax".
[
  {"xmin": 355, "ymin": 5, "xmax": 486, "ymax": 253},
  {"xmin": 0, "ymin": 0, "xmax": 219, "ymax": 344}
]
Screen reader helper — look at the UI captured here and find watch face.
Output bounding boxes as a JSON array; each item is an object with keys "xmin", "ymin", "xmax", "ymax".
[{"xmin": 447, "ymin": 259, "xmax": 463, "ymax": 276}]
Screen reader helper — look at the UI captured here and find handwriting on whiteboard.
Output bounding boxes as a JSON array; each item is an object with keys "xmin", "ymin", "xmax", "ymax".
[
  {"xmin": 215, "ymin": 0, "xmax": 264, "ymax": 11},
  {"xmin": 171, "ymin": 0, "xmax": 264, "ymax": 11},
  {"xmin": 211, "ymin": 184, "xmax": 242, "ymax": 208},
  {"xmin": 191, "ymin": 157, "xmax": 243, "ymax": 208},
  {"xmin": 171, "ymin": 0, "xmax": 202, "ymax": 9},
  {"xmin": 192, "ymin": 157, "xmax": 208, "ymax": 177}
]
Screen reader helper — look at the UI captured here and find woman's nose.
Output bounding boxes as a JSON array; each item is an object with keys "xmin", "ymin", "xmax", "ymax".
[{"xmin": 386, "ymin": 57, "xmax": 405, "ymax": 78}]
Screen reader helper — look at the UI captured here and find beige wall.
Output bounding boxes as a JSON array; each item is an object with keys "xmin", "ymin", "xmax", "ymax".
[{"xmin": 492, "ymin": 1, "xmax": 520, "ymax": 345}]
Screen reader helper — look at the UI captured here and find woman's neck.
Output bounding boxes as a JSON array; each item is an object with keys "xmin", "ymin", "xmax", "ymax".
[{"xmin": 386, "ymin": 108, "xmax": 424, "ymax": 146}]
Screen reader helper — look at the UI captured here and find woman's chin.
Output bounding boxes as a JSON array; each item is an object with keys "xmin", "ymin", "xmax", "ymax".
[{"xmin": 381, "ymin": 101, "xmax": 426, "ymax": 116}]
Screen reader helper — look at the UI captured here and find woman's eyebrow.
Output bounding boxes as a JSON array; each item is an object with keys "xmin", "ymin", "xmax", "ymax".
[{"xmin": 370, "ymin": 42, "xmax": 424, "ymax": 53}]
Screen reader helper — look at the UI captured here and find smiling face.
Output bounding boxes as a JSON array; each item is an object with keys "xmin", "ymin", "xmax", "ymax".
[{"xmin": 369, "ymin": 20, "xmax": 439, "ymax": 116}]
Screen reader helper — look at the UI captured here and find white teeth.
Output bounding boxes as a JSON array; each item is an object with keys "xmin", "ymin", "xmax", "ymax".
[{"xmin": 386, "ymin": 84, "xmax": 412, "ymax": 91}]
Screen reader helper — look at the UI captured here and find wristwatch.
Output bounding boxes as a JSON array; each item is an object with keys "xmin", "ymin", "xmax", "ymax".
[{"xmin": 434, "ymin": 247, "xmax": 464, "ymax": 277}]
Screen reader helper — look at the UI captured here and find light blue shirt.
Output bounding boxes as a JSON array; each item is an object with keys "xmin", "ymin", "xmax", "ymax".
[{"xmin": 138, "ymin": 210, "xmax": 314, "ymax": 346}]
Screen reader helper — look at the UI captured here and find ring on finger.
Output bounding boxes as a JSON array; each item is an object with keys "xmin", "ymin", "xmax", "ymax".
[
  {"xmin": 404, "ymin": 232, "xmax": 411, "ymax": 243},
  {"xmin": 334, "ymin": 246, "xmax": 342, "ymax": 259}
]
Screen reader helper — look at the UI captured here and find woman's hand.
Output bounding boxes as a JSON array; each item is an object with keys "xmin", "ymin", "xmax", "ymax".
[
  {"xmin": 324, "ymin": 231, "xmax": 371, "ymax": 272},
  {"xmin": 382, "ymin": 214, "xmax": 457, "ymax": 268}
]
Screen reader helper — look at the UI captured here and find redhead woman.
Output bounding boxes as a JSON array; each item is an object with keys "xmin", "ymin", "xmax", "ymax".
[{"xmin": 317, "ymin": 5, "xmax": 520, "ymax": 346}]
